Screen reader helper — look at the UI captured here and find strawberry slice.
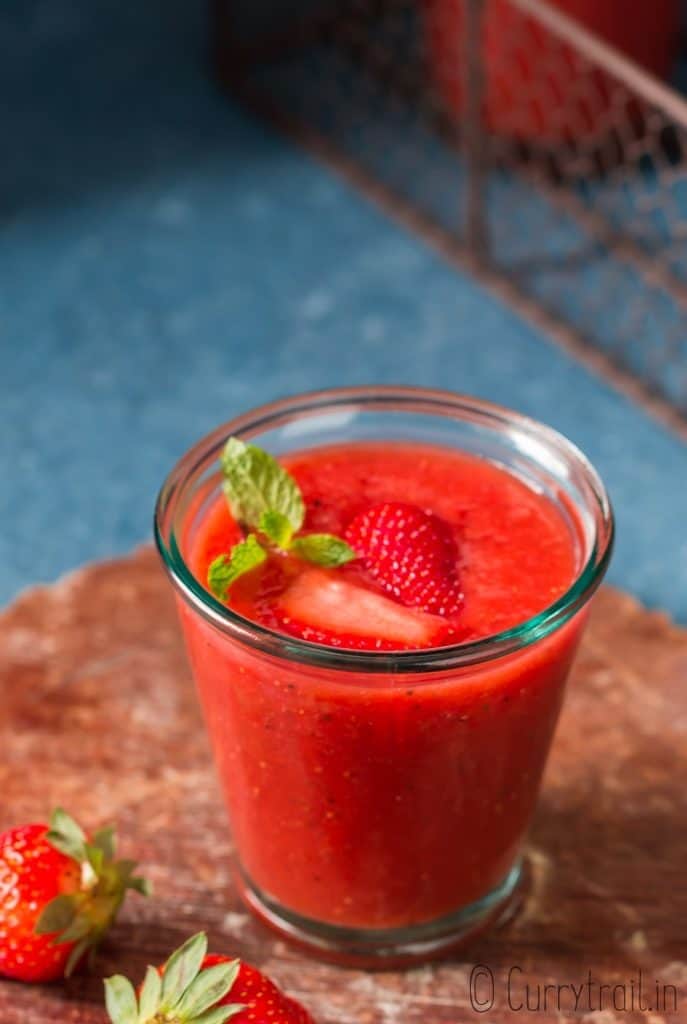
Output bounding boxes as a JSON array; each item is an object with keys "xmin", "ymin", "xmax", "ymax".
[
  {"xmin": 344, "ymin": 502, "xmax": 463, "ymax": 617},
  {"xmin": 277, "ymin": 568, "xmax": 443, "ymax": 648}
]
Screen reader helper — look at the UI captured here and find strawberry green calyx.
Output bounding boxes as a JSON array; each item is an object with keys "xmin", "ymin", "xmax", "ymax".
[
  {"xmin": 208, "ymin": 437, "xmax": 355, "ymax": 601},
  {"xmin": 104, "ymin": 933, "xmax": 244, "ymax": 1024},
  {"xmin": 34, "ymin": 808, "xmax": 150, "ymax": 976}
]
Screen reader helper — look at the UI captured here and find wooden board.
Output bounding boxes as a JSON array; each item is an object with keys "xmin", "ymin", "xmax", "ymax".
[{"xmin": 1, "ymin": 549, "xmax": 686, "ymax": 1023}]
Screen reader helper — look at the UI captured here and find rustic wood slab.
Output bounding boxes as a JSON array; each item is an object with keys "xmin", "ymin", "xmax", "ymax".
[{"xmin": 1, "ymin": 549, "xmax": 685, "ymax": 1023}]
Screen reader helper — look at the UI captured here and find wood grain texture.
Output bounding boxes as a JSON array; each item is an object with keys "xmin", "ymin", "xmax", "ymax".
[{"xmin": 1, "ymin": 548, "xmax": 685, "ymax": 1023}]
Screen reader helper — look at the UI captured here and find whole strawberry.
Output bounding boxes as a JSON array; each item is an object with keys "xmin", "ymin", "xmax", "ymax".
[
  {"xmin": 345, "ymin": 501, "xmax": 463, "ymax": 616},
  {"xmin": 105, "ymin": 932, "xmax": 314, "ymax": 1024},
  {"xmin": 0, "ymin": 808, "xmax": 149, "ymax": 982}
]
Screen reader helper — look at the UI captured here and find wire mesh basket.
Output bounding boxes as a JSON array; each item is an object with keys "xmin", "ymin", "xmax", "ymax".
[{"xmin": 213, "ymin": 0, "xmax": 687, "ymax": 427}]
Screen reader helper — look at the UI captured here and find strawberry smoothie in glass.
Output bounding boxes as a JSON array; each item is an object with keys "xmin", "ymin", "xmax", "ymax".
[{"xmin": 155, "ymin": 387, "xmax": 614, "ymax": 965}]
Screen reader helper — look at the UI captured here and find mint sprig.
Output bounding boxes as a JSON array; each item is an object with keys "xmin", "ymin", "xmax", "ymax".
[
  {"xmin": 208, "ymin": 438, "xmax": 355, "ymax": 601},
  {"xmin": 221, "ymin": 438, "xmax": 303, "ymax": 534},
  {"xmin": 259, "ymin": 509, "xmax": 294, "ymax": 548},
  {"xmin": 291, "ymin": 533, "xmax": 356, "ymax": 567},
  {"xmin": 208, "ymin": 536, "xmax": 267, "ymax": 601}
]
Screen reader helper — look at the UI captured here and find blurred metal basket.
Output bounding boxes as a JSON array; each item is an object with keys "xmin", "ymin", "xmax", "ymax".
[{"xmin": 213, "ymin": 0, "xmax": 687, "ymax": 432}]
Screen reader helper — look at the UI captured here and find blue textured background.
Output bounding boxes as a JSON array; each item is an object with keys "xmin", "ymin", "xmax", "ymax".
[{"xmin": 1, "ymin": 0, "xmax": 686, "ymax": 619}]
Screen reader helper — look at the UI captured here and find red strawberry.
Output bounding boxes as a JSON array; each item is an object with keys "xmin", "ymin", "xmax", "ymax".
[
  {"xmin": 204, "ymin": 954, "xmax": 313, "ymax": 1024},
  {"xmin": 344, "ymin": 502, "xmax": 463, "ymax": 616},
  {"xmin": 0, "ymin": 808, "xmax": 149, "ymax": 983},
  {"xmin": 105, "ymin": 932, "xmax": 314, "ymax": 1024}
]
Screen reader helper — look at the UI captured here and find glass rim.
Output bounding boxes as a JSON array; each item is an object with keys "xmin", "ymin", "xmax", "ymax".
[{"xmin": 154, "ymin": 386, "xmax": 615, "ymax": 674}]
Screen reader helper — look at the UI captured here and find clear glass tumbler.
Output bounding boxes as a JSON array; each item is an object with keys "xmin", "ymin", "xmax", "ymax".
[{"xmin": 154, "ymin": 387, "xmax": 614, "ymax": 966}]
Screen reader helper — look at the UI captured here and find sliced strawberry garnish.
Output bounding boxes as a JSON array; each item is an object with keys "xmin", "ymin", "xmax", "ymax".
[
  {"xmin": 277, "ymin": 568, "xmax": 444, "ymax": 648},
  {"xmin": 344, "ymin": 502, "xmax": 463, "ymax": 617}
]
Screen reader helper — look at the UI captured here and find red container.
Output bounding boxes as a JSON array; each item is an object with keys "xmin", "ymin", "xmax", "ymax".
[{"xmin": 425, "ymin": 0, "xmax": 680, "ymax": 140}]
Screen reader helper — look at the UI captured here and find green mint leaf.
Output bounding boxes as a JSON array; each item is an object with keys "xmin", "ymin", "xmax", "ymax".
[
  {"xmin": 104, "ymin": 976, "xmax": 139, "ymax": 1024},
  {"xmin": 138, "ymin": 965, "xmax": 162, "ymax": 1020},
  {"xmin": 160, "ymin": 932, "xmax": 208, "ymax": 1011},
  {"xmin": 46, "ymin": 807, "xmax": 88, "ymax": 862},
  {"xmin": 35, "ymin": 893, "xmax": 77, "ymax": 935},
  {"xmin": 208, "ymin": 535, "xmax": 267, "ymax": 601},
  {"xmin": 292, "ymin": 534, "xmax": 356, "ymax": 568},
  {"xmin": 259, "ymin": 509, "xmax": 293, "ymax": 549},
  {"xmin": 174, "ymin": 959, "xmax": 240, "ymax": 1019},
  {"xmin": 207, "ymin": 555, "xmax": 234, "ymax": 602},
  {"xmin": 220, "ymin": 438, "xmax": 304, "ymax": 533}
]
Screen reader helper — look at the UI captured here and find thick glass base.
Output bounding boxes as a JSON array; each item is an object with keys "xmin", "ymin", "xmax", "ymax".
[{"xmin": 235, "ymin": 861, "xmax": 523, "ymax": 968}]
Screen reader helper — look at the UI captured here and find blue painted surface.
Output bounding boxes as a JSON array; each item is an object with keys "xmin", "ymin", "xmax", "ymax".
[{"xmin": 1, "ymin": 1, "xmax": 686, "ymax": 619}]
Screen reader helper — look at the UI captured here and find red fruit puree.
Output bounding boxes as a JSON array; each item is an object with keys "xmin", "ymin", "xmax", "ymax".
[{"xmin": 179, "ymin": 443, "xmax": 583, "ymax": 929}]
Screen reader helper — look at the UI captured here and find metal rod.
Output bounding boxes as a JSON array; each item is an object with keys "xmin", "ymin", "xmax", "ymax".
[{"xmin": 510, "ymin": 0, "xmax": 687, "ymax": 128}]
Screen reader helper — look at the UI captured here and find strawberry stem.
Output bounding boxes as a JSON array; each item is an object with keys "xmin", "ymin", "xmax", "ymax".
[{"xmin": 35, "ymin": 808, "xmax": 150, "ymax": 976}]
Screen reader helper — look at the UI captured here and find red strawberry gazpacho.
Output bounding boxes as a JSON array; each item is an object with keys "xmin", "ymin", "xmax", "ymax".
[{"xmin": 176, "ymin": 438, "xmax": 586, "ymax": 944}]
